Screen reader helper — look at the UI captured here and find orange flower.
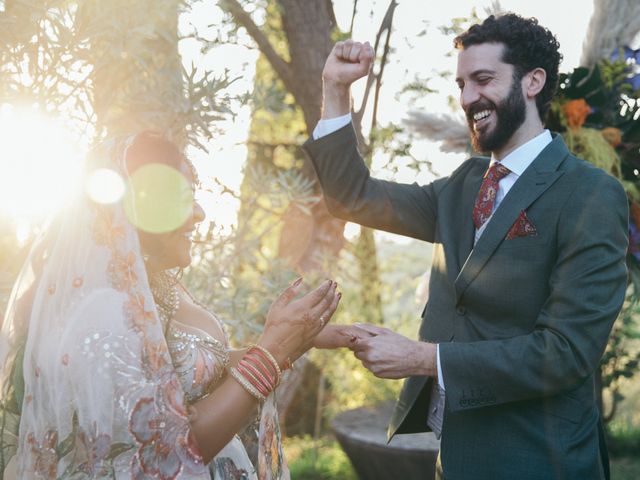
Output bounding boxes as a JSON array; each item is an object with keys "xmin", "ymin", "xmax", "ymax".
[
  {"xmin": 602, "ymin": 127, "xmax": 622, "ymax": 147},
  {"xmin": 562, "ymin": 99, "xmax": 591, "ymax": 129}
]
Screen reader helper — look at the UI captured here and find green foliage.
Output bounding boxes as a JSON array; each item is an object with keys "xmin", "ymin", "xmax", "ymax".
[
  {"xmin": 553, "ymin": 61, "xmax": 639, "ymax": 139},
  {"xmin": 284, "ymin": 435, "xmax": 357, "ymax": 480},
  {"xmin": 607, "ymin": 420, "xmax": 640, "ymax": 458},
  {"xmin": 315, "ymin": 239, "xmax": 432, "ymax": 417},
  {"xmin": 184, "ymin": 164, "xmax": 318, "ymax": 343},
  {"xmin": 0, "ymin": 0, "xmax": 238, "ymax": 146},
  {"xmin": 600, "ymin": 287, "xmax": 640, "ymax": 422}
]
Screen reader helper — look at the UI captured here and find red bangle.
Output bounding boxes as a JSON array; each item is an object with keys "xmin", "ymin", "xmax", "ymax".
[
  {"xmin": 245, "ymin": 351, "xmax": 276, "ymax": 387},
  {"xmin": 236, "ymin": 363, "xmax": 270, "ymax": 398},
  {"xmin": 249, "ymin": 347, "xmax": 280, "ymax": 382},
  {"xmin": 240, "ymin": 358, "xmax": 272, "ymax": 393}
]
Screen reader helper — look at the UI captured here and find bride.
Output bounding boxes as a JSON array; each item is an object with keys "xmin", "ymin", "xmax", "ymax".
[{"xmin": 0, "ymin": 131, "xmax": 359, "ymax": 479}]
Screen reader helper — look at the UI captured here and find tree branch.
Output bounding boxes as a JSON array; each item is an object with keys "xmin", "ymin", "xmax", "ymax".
[
  {"xmin": 348, "ymin": 0, "xmax": 359, "ymax": 36},
  {"xmin": 370, "ymin": 6, "xmax": 394, "ymax": 132},
  {"xmin": 219, "ymin": 0, "xmax": 295, "ymax": 92},
  {"xmin": 353, "ymin": 0, "xmax": 397, "ymax": 127}
]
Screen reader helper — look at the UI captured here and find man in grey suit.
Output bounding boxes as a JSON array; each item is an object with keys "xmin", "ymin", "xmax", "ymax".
[{"xmin": 303, "ymin": 13, "xmax": 628, "ymax": 480}]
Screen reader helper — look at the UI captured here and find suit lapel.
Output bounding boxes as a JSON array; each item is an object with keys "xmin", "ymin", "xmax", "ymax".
[
  {"xmin": 454, "ymin": 135, "xmax": 570, "ymax": 302},
  {"xmin": 456, "ymin": 159, "xmax": 488, "ymax": 269}
]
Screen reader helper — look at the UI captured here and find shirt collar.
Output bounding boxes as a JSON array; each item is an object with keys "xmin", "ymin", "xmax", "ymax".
[{"xmin": 490, "ymin": 130, "xmax": 552, "ymax": 176}]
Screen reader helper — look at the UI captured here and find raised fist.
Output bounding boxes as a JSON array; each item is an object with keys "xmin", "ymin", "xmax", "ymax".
[{"xmin": 322, "ymin": 40, "xmax": 374, "ymax": 87}]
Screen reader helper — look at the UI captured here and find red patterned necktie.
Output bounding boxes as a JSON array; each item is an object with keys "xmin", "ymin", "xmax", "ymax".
[{"xmin": 473, "ymin": 162, "xmax": 511, "ymax": 229}]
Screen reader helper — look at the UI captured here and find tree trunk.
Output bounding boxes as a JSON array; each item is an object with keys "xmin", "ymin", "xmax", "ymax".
[
  {"xmin": 275, "ymin": 0, "xmax": 346, "ymax": 273},
  {"xmin": 223, "ymin": 0, "xmax": 345, "ymax": 274}
]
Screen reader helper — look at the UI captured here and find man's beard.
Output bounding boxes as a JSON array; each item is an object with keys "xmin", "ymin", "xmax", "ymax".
[{"xmin": 466, "ymin": 77, "xmax": 526, "ymax": 153}]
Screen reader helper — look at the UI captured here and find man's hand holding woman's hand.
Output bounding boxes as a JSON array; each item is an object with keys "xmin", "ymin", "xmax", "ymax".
[{"xmin": 349, "ymin": 324, "xmax": 438, "ymax": 380}]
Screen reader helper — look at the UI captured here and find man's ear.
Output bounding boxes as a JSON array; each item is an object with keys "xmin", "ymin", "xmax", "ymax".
[{"xmin": 524, "ymin": 68, "xmax": 546, "ymax": 99}]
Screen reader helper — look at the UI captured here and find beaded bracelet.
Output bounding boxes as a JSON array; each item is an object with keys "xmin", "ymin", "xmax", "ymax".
[{"xmin": 229, "ymin": 366, "xmax": 265, "ymax": 402}]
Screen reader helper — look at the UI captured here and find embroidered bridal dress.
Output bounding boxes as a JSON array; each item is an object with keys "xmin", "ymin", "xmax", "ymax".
[{"xmin": 0, "ymin": 137, "xmax": 289, "ymax": 479}]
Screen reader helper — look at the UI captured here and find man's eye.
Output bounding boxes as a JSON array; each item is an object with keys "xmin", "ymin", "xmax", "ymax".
[{"xmin": 477, "ymin": 77, "xmax": 491, "ymax": 84}]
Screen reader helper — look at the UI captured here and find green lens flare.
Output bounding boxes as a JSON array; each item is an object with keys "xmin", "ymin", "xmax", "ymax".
[{"xmin": 123, "ymin": 163, "xmax": 192, "ymax": 233}]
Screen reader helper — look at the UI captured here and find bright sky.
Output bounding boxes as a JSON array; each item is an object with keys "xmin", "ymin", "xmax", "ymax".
[{"xmin": 183, "ymin": 0, "xmax": 594, "ymax": 235}]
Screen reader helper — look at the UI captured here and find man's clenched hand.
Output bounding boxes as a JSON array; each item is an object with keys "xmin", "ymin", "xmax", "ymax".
[
  {"xmin": 349, "ymin": 324, "xmax": 438, "ymax": 379},
  {"xmin": 321, "ymin": 40, "xmax": 374, "ymax": 119}
]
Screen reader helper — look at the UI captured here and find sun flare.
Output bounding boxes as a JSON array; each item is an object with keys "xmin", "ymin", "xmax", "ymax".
[{"xmin": 0, "ymin": 106, "xmax": 85, "ymax": 224}]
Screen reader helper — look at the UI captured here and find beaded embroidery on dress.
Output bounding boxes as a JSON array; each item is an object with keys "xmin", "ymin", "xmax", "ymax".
[{"xmin": 0, "ymin": 136, "xmax": 289, "ymax": 480}]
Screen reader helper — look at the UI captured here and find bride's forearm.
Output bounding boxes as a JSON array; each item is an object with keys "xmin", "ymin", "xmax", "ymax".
[{"xmin": 190, "ymin": 374, "xmax": 259, "ymax": 464}]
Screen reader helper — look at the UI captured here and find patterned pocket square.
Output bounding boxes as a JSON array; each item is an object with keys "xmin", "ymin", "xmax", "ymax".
[{"xmin": 506, "ymin": 210, "xmax": 537, "ymax": 239}]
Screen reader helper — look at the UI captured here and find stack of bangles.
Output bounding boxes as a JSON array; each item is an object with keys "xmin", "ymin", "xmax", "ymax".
[{"xmin": 229, "ymin": 344, "xmax": 285, "ymax": 402}]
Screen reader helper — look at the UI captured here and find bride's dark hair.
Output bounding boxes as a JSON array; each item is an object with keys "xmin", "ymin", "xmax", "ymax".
[{"xmin": 124, "ymin": 131, "xmax": 185, "ymax": 173}]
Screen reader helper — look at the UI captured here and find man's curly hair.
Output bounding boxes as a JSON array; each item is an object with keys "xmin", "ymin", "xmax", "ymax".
[{"xmin": 454, "ymin": 13, "xmax": 562, "ymax": 122}]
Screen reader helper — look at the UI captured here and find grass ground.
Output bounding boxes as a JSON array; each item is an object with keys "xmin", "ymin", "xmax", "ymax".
[
  {"xmin": 284, "ymin": 435, "xmax": 357, "ymax": 480},
  {"xmin": 611, "ymin": 456, "xmax": 640, "ymax": 480},
  {"xmin": 286, "ymin": 436, "xmax": 640, "ymax": 480}
]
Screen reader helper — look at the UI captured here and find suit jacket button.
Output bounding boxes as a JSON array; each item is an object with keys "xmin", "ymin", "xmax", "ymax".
[{"xmin": 456, "ymin": 306, "xmax": 466, "ymax": 315}]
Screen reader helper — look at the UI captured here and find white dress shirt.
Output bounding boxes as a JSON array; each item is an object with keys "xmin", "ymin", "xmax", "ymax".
[{"xmin": 313, "ymin": 115, "xmax": 552, "ymax": 392}]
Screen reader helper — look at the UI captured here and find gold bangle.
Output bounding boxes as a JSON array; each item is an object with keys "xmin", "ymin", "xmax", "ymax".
[
  {"xmin": 250, "ymin": 344, "xmax": 282, "ymax": 384},
  {"xmin": 229, "ymin": 367, "xmax": 265, "ymax": 402}
]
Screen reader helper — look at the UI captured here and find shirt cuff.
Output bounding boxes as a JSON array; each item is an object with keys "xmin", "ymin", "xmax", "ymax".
[
  {"xmin": 436, "ymin": 344, "xmax": 445, "ymax": 391},
  {"xmin": 312, "ymin": 113, "xmax": 352, "ymax": 140}
]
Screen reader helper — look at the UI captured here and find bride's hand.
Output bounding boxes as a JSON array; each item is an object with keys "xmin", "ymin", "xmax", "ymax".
[
  {"xmin": 258, "ymin": 279, "xmax": 340, "ymax": 368},
  {"xmin": 313, "ymin": 324, "xmax": 375, "ymax": 349}
]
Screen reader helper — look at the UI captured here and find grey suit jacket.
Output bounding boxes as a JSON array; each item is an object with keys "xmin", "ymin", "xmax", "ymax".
[{"xmin": 303, "ymin": 124, "xmax": 628, "ymax": 480}]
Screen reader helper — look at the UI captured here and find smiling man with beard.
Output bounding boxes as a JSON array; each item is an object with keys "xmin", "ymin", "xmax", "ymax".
[{"xmin": 302, "ymin": 12, "xmax": 629, "ymax": 480}]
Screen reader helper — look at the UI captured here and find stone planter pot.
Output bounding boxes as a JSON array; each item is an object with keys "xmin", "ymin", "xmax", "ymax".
[{"xmin": 332, "ymin": 402, "xmax": 440, "ymax": 480}]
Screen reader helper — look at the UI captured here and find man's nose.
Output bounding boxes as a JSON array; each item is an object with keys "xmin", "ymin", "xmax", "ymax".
[{"xmin": 460, "ymin": 84, "xmax": 480, "ymax": 110}]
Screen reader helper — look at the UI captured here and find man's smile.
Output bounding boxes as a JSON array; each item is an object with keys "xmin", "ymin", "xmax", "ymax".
[{"xmin": 473, "ymin": 109, "xmax": 494, "ymax": 131}]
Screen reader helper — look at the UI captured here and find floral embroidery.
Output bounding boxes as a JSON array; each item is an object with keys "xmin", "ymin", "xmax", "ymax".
[
  {"xmin": 216, "ymin": 457, "xmax": 250, "ymax": 479},
  {"xmin": 258, "ymin": 400, "xmax": 287, "ymax": 480},
  {"xmin": 72, "ymin": 276, "xmax": 84, "ymax": 288},
  {"xmin": 27, "ymin": 430, "xmax": 58, "ymax": 479},
  {"xmin": 124, "ymin": 292, "xmax": 156, "ymax": 332},
  {"xmin": 89, "ymin": 203, "xmax": 206, "ymax": 476},
  {"xmin": 61, "ymin": 354, "xmax": 69, "ymax": 366},
  {"xmin": 25, "ymin": 422, "xmax": 127, "ymax": 479},
  {"xmin": 108, "ymin": 251, "xmax": 139, "ymax": 291},
  {"xmin": 47, "ymin": 284, "xmax": 55, "ymax": 295},
  {"xmin": 92, "ymin": 208, "xmax": 126, "ymax": 248},
  {"xmin": 142, "ymin": 338, "xmax": 171, "ymax": 374},
  {"xmin": 129, "ymin": 378, "xmax": 204, "ymax": 479},
  {"xmin": 73, "ymin": 423, "xmax": 113, "ymax": 477}
]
